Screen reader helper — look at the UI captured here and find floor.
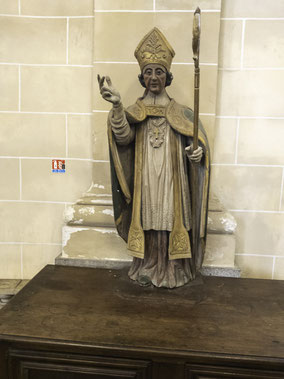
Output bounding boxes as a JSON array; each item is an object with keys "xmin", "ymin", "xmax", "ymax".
[{"xmin": 0, "ymin": 280, "xmax": 29, "ymax": 310}]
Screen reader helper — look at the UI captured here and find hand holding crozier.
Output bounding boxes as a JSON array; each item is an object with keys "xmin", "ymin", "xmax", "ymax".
[
  {"xmin": 97, "ymin": 75, "xmax": 121, "ymax": 106},
  {"xmin": 185, "ymin": 145, "xmax": 203, "ymax": 163}
]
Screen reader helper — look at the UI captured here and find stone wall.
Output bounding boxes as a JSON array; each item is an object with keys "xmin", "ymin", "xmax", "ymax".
[
  {"xmin": 213, "ymin": 0, "xmax": 284, "ymax": 279},
  {"xmin": 0, "ymin": 0, "xmax": 94, "ymax": 278}
]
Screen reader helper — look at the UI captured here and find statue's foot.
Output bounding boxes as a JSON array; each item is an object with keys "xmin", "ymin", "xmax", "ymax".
[{"xmin": 137, "ymin": 275, "xmax": 152, "ymax": 287}]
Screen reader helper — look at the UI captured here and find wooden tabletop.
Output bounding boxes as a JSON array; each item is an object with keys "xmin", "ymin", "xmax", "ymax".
[{"xmin": 0, "ymin": 265, "xmax": 283, "ymax": 360}]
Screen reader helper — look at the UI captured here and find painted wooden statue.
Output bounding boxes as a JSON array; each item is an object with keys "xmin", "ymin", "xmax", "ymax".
[{"xmin": 98, "ymin": 21, "xmax": 210, "ymax": 288}]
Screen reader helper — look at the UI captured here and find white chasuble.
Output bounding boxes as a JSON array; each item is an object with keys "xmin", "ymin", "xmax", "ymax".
[{"xmin": 111, "ymin": 90, "xmax": 191, "ymax": 232}]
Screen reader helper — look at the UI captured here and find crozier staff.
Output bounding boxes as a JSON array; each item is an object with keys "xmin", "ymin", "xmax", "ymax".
[
  {"xmin": 191, "ymin": 7, "xmax": 202, "ymax": 271},
  {"xmin": 98, "ymin": 26, "xmax": 210, "ymax": 288}
]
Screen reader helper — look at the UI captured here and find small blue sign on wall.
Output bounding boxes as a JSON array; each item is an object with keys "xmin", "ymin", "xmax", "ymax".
[{"xmin": 52, "ymin": 159, "xmax": 65, "ymax": 173}]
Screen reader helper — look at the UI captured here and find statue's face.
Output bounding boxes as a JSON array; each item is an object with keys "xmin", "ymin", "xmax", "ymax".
[{"xmin": 142, "ymin": 64, "xmax": 167, "ymax": 95}]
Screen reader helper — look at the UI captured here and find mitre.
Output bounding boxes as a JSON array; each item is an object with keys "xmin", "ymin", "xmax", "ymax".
[{"xmin": 134, "ymin": 27, "xmax": 175, "ymax": 72}]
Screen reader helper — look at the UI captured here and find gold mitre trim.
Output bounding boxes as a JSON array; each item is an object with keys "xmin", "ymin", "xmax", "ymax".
[{"xmin": 134, "ymin": 27, "xmax": 175, "ymax": 72}]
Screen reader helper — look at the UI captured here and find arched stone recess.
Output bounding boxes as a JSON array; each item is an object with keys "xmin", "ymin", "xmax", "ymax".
[{"xmin": 56, "ymin": 0, "xmax": 240, "ymax": 277}]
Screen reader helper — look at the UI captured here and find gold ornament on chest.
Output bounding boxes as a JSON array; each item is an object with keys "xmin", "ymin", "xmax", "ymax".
[{"xmin": 148, "ymin": 117, "xmax": 167, "ymax": 148}]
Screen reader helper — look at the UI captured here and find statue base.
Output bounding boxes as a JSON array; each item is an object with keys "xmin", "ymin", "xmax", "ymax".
[
  {"xmin": 56, "ymin": 225, "xmax": 240, "ymax": 278},
  {"xmin": 56, "ymin": 192, "xmax": 240, "ymax": 279}
]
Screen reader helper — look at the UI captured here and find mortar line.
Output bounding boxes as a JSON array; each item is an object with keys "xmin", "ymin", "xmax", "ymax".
[
  {"xmin": 153, "ymin": 0, "xmax": 156, "ymax": 11},
  {"xmin": 65, "ymin": 114, "xmax": 68, "ymax": 157},
  {"xmin": 0, "ymin": 111, "xmax": 93, "ymax": 115},
  {"xmin": 216, "ymin": 115, "xmax": 284, "ymax": 120},
  {"xmin": 0, "ymin": 13, "xmax": 279, "ymax": 19},
  {"xmin": 236, "ymin": 253, "xmax": 283, "ymax": 258},
  {"xmin": 229, "ymin": 209, "xmax": 284, "ymax": 214},
  {"xmin": 19, "ymin": 158, "xmax": 22, "ymax": 200},
  {"xmin": 18, "ymin": 0, "xmax": 21, "ymax": 15},
  {"xmin": 221, "ymin": 17, "xmax": 284, "ymax": 21},
  {"xmin": 66, "ymin": 17, "xmax": 69, "ymax": 64},
  {"xmin": 0, "ymin": 156, "xmax": 95, "ymax": 162},
  {"xmin": 211, "ymin": 163, "xmax": 284, "ymax": 168},
  {"xmin": 240, "ymin": 20, "xmax": 246, "ymax": 70},
  {"xmin": 279, "ymin": 168, "xmax": 284, "ymax": 211},
  {"xmin": 20, "ymin": 244, "xmax": 23, "ymax": 279},
  {"xmin": 0, "ymin": 62, "xmax": 93, "ymax": 67},
  {"xmin": 219, "ymin": 67, "xmax": 284, "ymax": 71},
  {"xmin": 0, "ymin": 14, "xmax": 94, "ymax": 18},
  {"xmin": 0, "ymin": 242, "xmax": 62, "ymax": 246},
  {"xmin": 234, "ymin": 118, "xmax": 240, "ymax": 164},
  {"xmin": 272, "ymin": 256, "xmax": 276, "ymax": 279},
  {"xmin": 18, "ymin": 65, "xmax": 21, "ymax": 112}
]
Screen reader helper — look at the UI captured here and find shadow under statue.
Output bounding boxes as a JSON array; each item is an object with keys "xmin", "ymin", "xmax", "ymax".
[{"xmin": 97, "ymin": 25, "xmax": 210, "ymax": 289}]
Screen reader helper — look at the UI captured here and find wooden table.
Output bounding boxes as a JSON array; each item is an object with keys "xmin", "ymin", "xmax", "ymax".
[{"xmin": 0, "ymin": 265, "xmax": 283, "ymax": 378}]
